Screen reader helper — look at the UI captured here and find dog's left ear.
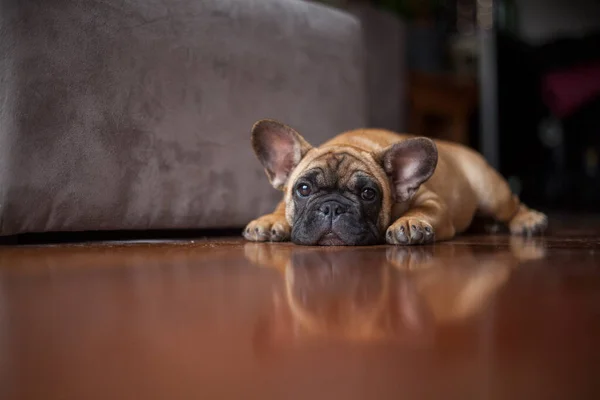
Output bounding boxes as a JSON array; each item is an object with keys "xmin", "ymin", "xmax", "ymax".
[
  {"xmin": 377, "ymin": 138, "xmax": 438, "ymax": 202},
  {"xmin": 251, "ymin": 119, "xmax": 313, "ymax": 190}
]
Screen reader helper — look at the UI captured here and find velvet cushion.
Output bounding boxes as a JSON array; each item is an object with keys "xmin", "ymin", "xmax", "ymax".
[{"xmin": 0, "ymin": 0, "xmax": 366, "ymax": 235}]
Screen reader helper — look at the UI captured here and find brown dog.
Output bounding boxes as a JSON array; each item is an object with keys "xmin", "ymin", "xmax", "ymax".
[{"xmin": 244, "ymin": 119, "xmax": 547, "ymax": 246}]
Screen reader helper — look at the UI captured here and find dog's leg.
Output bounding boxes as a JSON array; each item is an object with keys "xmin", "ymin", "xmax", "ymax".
[
  {"xmin": 244, "ymin": 200, "xmax": 291, "ymax": 242},
  {"xmin": 386, "ymin": 190, "xmax": 456, "ymax": 245},
  {"xmin": 472, "ymin": 160, "xmax": 547, "ymax": 235}
]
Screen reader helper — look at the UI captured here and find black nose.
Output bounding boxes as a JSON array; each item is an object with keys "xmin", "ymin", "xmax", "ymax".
[{"xmin": 319, "ymin": 201, "xmax": 347, "ymax": 217}]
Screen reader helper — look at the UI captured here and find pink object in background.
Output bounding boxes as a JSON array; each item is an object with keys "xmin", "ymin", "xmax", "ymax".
[{"xmin": 542, "ymin": 60, "xmax": 600, "ymax": 118}]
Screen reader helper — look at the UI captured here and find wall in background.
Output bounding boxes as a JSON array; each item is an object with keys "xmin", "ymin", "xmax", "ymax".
[{"xmin": 515, "ymin": 0, "xmax": 600, "ymax": 44}]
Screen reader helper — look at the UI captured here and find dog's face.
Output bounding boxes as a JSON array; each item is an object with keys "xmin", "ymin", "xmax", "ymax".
[
  {"xmin": 252, "ymin": 120, "xmax": 438, "ymax": 246},
  {"xmin": 285, "ymin": 149, "xmax": 387, "ymax": 246}
]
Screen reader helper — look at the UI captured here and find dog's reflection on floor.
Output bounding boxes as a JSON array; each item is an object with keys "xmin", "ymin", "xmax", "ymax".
[{"xmin": 245, "ymin": 239, "xmax": 545, "ymax": 348}]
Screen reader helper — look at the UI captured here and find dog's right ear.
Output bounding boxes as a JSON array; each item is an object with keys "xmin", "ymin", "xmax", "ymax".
[{"xmin": 251, "ymin": 119, "xmax": 313, "ymax": 190}]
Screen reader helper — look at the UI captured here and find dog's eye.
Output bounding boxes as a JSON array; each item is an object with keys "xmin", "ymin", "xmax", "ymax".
[
  {"xmin": 361, "ymin": 188, "xmax": 376, "ymax": 201},
  {"xmin": 296, "ymin": 183, "xmax": 312, "ymax": 197}
]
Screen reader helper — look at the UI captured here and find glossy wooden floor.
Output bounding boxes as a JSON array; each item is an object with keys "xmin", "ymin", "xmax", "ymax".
[{"xmin": 1, "ymin": 220, "xmax": 600, "ymax": 399}]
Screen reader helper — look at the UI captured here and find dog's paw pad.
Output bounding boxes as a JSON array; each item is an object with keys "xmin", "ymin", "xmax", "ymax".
[
  {"xmin": 244, "ymin": 215, "xmax": 291, "ymax": 242},
  {"xmin": 509, "ymin": 209, "xmax": 548, "ymax": 236},
  {"xmin": 386, "ymin": 219, "xmax": 435, "ymax": 245}
]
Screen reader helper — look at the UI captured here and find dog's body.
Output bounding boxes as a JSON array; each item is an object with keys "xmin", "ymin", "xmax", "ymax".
[{"xmin": 244, "ymin": 120, "xmax": 547, "ymax": 246}]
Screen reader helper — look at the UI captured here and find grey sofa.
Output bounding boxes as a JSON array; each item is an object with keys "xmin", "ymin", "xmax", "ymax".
[{"xmin": 0, "ymin": 0, "xmax": 404, "ymax": 236}]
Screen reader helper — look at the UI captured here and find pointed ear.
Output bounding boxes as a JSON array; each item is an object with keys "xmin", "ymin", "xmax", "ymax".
[
  {"xmin": 377, "ymin": 138, "xmax": 438, "ymax": 202},
  {"xmin": 251, "ymin": 119, "xmax": 313, "ymax": 190}
]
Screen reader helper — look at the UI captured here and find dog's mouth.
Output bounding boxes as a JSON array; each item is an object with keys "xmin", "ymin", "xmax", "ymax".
[{"xmin": 317, "ymin": 232, "xmax": 347, "ymax": 246}]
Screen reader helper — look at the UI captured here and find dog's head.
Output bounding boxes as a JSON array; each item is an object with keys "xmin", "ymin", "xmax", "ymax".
[{"xmin": 251, "ymin": 119, "xmax": 438, "ymax": 246}]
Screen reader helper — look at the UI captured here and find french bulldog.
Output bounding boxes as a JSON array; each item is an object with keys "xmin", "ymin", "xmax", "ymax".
[{"xmin": 244, "ymin": 119, "xmax": 547, "ymax": 246}]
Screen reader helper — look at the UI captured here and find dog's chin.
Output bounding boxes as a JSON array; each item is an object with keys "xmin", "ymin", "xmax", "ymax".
[{"xmin": 317, "ymin": 232, "xmax": 348, "ymax": 246}]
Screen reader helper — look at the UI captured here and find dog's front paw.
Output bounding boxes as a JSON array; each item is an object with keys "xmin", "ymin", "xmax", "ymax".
[
  {"xmin": 244, "ymin": 214, "xmax": 291, "ymax": 242},
  {"xmin": 386, "ymin": 218, "xmax": 435, "ymax": 245},
  {"xmin": 509, "ymin": 207, "xmax": 548, "ymax": 236}
]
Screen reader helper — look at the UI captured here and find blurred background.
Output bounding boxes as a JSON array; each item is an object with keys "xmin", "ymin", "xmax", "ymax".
[{"xmin": 312, "ymin": 0, "xmax": 600, "ymax": 214}]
